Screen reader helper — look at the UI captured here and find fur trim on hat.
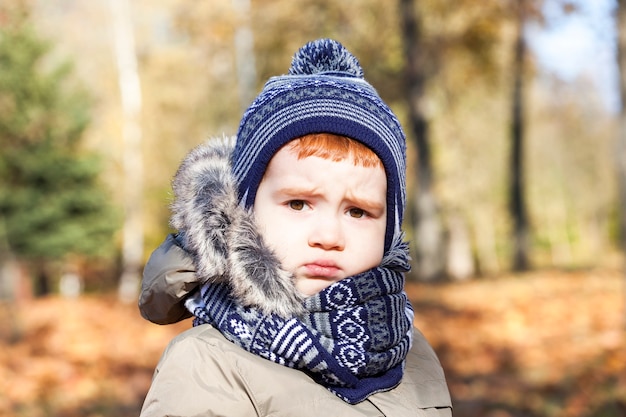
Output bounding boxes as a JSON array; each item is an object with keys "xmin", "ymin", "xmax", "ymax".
[{"xmin": 170, "ymin": 136, "xmax": 304, "ymax": 318}]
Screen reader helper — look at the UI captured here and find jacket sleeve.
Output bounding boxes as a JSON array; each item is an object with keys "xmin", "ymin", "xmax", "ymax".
[
  {"xmin": 140, "ymin": 327, "xmax": 259, "ymax": 417},
  {"xmin": 403, "ymin": 327, "xmax": 453, "ymax": 416},
  {"xmin": 139, "ymin": 234, "xmax": 199, "ymax": 324}
]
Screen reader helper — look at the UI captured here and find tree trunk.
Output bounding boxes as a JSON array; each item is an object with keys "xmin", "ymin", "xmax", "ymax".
[
  {"xmin": 446, "ymin": 214, "xmax": 474, "ymax": 280},
  {"xmin": 0, "ymin": 216, "xmax": 26, "ymax": 341},
  {"xmin": 398, "ymin": 0, "xmax": 446, "ymax": 281},
  {"xmin": 0, "ymin": 217, "xmax": 17, "ymax": 302},
  {"xmin": 232, "ymin": 0, "xmax": 257, "ymax": 112},
  {"xmin": 615, "ymin": 0, "xmax": 626, "ymax": 329},
  {"xmin": 110, "ymin": 0, "xmax": 144, "ymax": 303},
  {"xmin": 33, "ymin": 261, "xmax": 50, "ymax": 297},
  {"xmin": 509, "ymin": 0, "xmax": 531, "ymax": 271}
]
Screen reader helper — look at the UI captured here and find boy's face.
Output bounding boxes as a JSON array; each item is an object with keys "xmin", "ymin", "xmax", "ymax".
[{"xmin": 254, "ymin": 144, "xmax": 387, "ymax": 297}]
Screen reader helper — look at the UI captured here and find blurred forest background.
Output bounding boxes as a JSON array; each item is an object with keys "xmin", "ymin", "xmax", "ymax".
[{"xmin": 0, "ymin": 0, "xmax": 625, "ymax": 416}]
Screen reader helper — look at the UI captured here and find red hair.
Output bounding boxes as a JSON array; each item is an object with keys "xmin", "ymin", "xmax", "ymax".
[{"xmin": 286, "ymin": 133, "xmax": 382, "ymax": 168}]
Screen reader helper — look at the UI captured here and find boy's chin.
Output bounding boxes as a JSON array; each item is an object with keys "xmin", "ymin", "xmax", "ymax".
[{"xmin": 295, "ymin": 278, "xmax": 339, "ymax": 297}]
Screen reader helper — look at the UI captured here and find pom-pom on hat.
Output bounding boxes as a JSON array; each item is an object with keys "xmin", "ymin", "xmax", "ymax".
[{"xmin": 232, "ymin": 38, "xmax": 407, "ymax": 252}]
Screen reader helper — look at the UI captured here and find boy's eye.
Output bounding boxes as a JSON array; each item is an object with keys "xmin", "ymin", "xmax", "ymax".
[
  {"xmin": 348, "ymin": 208, "xmax": 365, "ymax": 218},
  {"xmin": 288, "ymin": 200, "xmax": 306, "ymax": 211}
]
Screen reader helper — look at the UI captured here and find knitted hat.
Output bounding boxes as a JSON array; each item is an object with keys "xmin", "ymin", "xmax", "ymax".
[{"xmin": 232, "ymin": 38, "xmax": 407, "ymax": 252}]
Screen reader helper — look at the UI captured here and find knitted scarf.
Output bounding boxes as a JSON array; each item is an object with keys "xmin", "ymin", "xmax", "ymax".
[{"xmin": 184, "ymin": 252, "xmax": 414, "ymax": 404}]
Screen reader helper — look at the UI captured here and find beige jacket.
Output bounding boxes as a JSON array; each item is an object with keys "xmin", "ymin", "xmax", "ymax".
[{"xmin": 139, "ymin": 235, "xmax": 453, "ymax": 416}]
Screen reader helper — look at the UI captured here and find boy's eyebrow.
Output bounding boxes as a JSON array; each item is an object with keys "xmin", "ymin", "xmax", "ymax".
[
  {"xmin": 346, "ymin": 193, "xmax": 386, "ymax": 213},
  {"xmin": 275, "ymin": 186, "xmax": 321, "ymax": 197},
  {"xmin": 274, "ymin": 186, "xmax": 386, "ymax": 212}
]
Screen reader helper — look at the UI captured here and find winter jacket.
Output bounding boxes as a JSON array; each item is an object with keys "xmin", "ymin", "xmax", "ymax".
[{"xmin": 139, "ymin": 235, "xmax": 453, "ymax": 416}]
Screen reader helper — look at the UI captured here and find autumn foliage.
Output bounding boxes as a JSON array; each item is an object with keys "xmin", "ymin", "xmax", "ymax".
[{"xmin": 0, "ymin": 269, "xmax": 624, "ymax": 417}]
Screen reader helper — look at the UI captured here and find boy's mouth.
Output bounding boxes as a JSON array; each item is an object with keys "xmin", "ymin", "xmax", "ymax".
[{"xmin": 303, "ymin": 261, "xmax": 340, "ymax": 278}]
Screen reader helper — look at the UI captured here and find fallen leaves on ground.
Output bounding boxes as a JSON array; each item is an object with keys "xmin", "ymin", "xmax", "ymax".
[
  {"xmin": 0, "ymin": 269, "xmax": 624, "ymax": 417},
  {"xmin": 406, "ymin": 269, "xmax": 625, "ymax": 417},
  {"xmin": 0, "ymin": 295, "xmax": 191, "ymax": 417}
]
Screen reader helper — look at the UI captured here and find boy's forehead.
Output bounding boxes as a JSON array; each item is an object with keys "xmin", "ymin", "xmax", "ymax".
[
  {"xmin": 265, "ymin": 144, "xmax": 387, "ymax": 187},
  {"xmin": 281, "ymin": 133, "xmax": 384, "ymax": 168},
  {"xmin": 258, "ymin": 147, "xmax": 387, "ymax": 216}
]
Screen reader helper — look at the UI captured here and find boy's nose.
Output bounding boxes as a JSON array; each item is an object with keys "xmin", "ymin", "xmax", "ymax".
[{"xmin": 308, "ymin": 215, "xmax": 345, "ymax": 251}]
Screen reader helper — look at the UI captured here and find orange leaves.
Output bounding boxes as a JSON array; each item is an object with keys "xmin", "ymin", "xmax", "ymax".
[
  {"xmin": 407, "ymin": 269, "xmax": 626, "ymax": 417},
  {"xmin": 0, "ymin": 296, "xmax": 190, "ymax": 417},
  {"xmin": 0, "ymin": 270, "xmax": 623, "ymax": 416}
]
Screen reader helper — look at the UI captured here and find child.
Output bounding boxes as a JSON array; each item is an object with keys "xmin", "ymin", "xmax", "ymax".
[{"xmin": 139, "ymin": 38, "xmax": 452, "ymax": 416}]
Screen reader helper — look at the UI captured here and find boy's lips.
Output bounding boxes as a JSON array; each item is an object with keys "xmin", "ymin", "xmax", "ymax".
[{"xmin": 303, "ymin": 261, "xmax": 340, "ymax": 278}]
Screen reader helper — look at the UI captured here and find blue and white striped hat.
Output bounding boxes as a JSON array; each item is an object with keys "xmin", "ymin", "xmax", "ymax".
[{"xmin": 232, "ymin": 38, "xmax": 407, "ymax": 252}]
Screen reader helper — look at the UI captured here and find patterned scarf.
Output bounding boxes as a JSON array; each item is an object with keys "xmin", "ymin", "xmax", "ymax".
[{"xmin": 185, "ymin": 258, "xmax": 413, "ymax": 404}]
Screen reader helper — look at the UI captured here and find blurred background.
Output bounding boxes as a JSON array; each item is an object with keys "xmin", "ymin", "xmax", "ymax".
[{"xmin": 0, "ymin": 0, "xmax": 624, "ymax": 416}]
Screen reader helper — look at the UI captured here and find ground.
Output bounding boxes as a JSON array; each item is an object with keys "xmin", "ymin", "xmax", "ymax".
[{"xmin": 0, "ymin": 269, "xmax": 624, "ymax": 417}]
